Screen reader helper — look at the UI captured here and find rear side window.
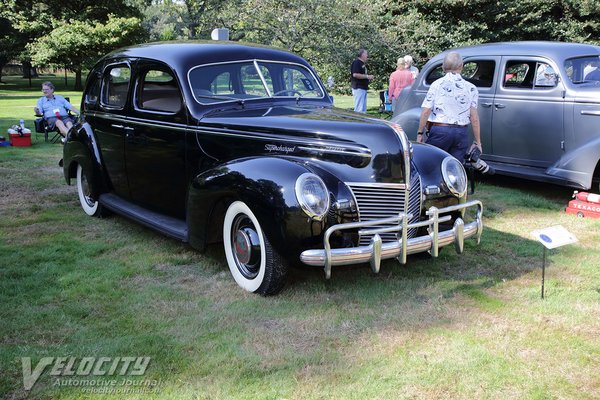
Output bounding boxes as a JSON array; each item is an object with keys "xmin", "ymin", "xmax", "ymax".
[
  {"xmin": 103, "ymin": 65, "xmax": 131, "ymax": 108},
  {"xmin": 503, "ymin": 60, "xmax": 557, "ymax": 89},
  {"xmin": 137, "ymin": 69, "xmax": 182, "ymax": 113}
]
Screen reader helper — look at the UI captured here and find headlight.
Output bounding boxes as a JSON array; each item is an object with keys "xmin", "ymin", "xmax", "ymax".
[
  {"xmin": 295, "ymin": 173, "xmax": 330, "ymax": 220},
  {"xmin": 441, "ymin": 157, "xmax": 467, "ymax": 196}
]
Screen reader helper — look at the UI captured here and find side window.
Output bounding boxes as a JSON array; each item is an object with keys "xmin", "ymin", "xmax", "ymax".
[
  {"xmin": 503, "ymin": 60, "xmax": 557, "ymax": 89},
  {"xmin": 84, "ymin": 73, "xmax": 101, "ymax": 106},
  {"xmin": 425, "ymin": 61, "xmax": 495, "ymax": 88},
  {"xmin": 425, "ymin": 65, "xmax": 444, "ymax": 85},
  {"xmin": 137, "ymin": 69, "xmax": 181, "ymax": 113},
  {"xmin": 103, "ymin": 65, "xmax": 131, "ymax": 108},
  {"xmin": 504, "ymin": 62, "xmax": 530, "ymax": 87},
  {"xmin": 461, "ymin": 60, "xmax": 495, "ymax": 88},
  {"xmin": 534, "ymin": 63, "xmax": 557, "ymax": 88}
]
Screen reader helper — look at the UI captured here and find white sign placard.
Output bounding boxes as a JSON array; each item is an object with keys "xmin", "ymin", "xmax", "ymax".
[{"xmin": 531, "ymin": 225, "xmax": 578, "ymax": 249}]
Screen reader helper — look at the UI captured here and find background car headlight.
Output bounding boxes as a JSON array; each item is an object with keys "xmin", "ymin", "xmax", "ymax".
[
  {"xmin": 295, "ymin": 173, "xmax": 330, "ymax": 220},
  {"xmin": 441, "ymin": 157, "xmax": 467, "ymax": 196}
]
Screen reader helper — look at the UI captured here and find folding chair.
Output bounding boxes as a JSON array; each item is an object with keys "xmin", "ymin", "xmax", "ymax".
[
  {"xmin": 378, "ymin": 91, "xmax": 393, "ymax": 115},
  {"xmin": 34, "ymin": 97, "xmax": 75, "ymax": 143}
]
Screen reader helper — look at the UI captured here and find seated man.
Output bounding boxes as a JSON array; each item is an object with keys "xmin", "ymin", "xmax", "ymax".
[{"xmin": 35, "ymin": 81, "xmax": 79, "ymax": 143}]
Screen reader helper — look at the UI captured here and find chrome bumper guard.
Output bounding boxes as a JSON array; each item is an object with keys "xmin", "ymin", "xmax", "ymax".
[{"xmin": 300, "ymin": 200, "xmax": 483, "ymax": 279}]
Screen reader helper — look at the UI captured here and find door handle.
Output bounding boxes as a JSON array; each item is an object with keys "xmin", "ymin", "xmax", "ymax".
[
  {"xmin": 111, "ymin": 124, "xmax": 124, "ymax": 129},
  {"xmin": 495, "ymin": 103, "xmax": 506, "ymax": 109},
  {"xmin": 123, "ymin": 126, "xmax": 135, "ymax": 131},
  {"xmin": 481, "ymin": 102, "xmax": 493, "ymax": 108}
]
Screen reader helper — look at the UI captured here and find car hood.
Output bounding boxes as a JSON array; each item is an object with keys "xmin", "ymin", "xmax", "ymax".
[{"xmin": 195, "ymin": 105, "xmax": 409, "ymax": 183}]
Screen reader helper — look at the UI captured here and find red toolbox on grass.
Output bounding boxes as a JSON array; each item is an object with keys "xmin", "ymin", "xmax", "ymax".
[{"xmin": 565, "ymin": 191, "xmax": 600, "ymax": 219}]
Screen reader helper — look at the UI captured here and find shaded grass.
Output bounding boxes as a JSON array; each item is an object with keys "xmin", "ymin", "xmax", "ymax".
[{"xmin": 1, "ymin": 77, "xmax": 599, "ymax": 399}]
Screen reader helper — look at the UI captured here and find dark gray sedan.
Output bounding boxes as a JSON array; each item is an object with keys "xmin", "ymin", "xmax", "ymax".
[{"xmin": 393, "ymin": 41, "xmax": 600, "ymax": 191}]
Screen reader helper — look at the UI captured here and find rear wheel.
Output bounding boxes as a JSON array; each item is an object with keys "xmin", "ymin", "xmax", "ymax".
[
  {"xmin": 76, "ymin": 164, "xmax": 103, "ymax": 217},
  {"xmin": 223, "ymin": 201, "xmax": 287, "ymax": 295}
]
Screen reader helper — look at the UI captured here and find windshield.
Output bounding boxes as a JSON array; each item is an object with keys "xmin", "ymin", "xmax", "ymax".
[
  {"xmin": 188, "ymin": 60, "xmax": 325, "ymax": 104},
  {"xmin": 564, "ymin": 55, "xmax": 600, "ymax": 83}
]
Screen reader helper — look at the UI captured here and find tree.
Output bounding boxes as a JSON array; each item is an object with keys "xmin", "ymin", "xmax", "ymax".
[
  {"xmin": 221, "ymin": 0, "xmax": 390, "ymax": 92},
  {"xmin": 29, "ymin": 15, "xmax": 146, "ymax": 90},
  {"xmin": 1, "ymin": 0, "xmax": 148, "ymax": 88},
  {"xmin": 0, "ymin": 17, "xmax": 23, "ymax": 83}
]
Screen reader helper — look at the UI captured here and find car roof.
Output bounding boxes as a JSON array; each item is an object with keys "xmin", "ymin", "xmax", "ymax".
[
  {"xmin": 429, "ymin": 41, "xmax": 600, "ymax": 64},
  {"xmin": 99, "ymin": 40, "xmax": 311, "ymax": 70}
]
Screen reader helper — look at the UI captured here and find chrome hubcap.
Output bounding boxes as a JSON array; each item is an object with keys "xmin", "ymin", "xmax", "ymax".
[{"xmin": 231, "ymin": 216, "xmax": 261, "ymax": 279}]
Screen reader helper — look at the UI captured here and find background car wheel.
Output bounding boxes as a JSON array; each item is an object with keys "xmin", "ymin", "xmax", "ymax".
[
  {"xmin": 577, "ymin": 212, "xmax": 584, "ymax": 218},
  {"xmin": 223, "ymin": 201, "xmax": 287, "ymax": 295},
  {"xmin": 77, "ymin": 164, "xmax": 103, "ymax": 217}
]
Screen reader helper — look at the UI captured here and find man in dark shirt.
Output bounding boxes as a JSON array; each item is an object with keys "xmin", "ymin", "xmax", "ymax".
[{"xmin": 351, "ymin": 49, "xmax": 374, "ymax": 113}]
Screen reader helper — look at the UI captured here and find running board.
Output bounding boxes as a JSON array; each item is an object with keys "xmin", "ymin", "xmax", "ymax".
[
  {"xmin": 99, "ymin": 193, "xmax": 188, "ymax": 242},
  {"xmin": 486, "ymin": 161, "xmax": 584, "ymax": 188}
]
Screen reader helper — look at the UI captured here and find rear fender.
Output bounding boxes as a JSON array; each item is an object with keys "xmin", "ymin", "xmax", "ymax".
[{"xmin": 546, "ymin": 135, "xmax": 600, "ymax": 189}]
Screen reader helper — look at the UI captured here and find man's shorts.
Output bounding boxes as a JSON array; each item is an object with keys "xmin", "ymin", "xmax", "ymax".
[{"xmin": 46, "ymin": 116, "xmax": 74, "ymax": 131}]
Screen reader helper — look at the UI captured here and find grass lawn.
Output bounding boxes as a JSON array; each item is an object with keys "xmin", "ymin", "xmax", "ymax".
[{"xmin": 1, "ymin": 77, "xmax": 599, "ymax": 399}]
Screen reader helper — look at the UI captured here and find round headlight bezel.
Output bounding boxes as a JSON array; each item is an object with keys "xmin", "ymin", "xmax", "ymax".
[
  {"xmin": 441, "ymin": 156, "xmax": 468, "ymax": 197},
  {"xmin": 295, "ymin": 173, "xmax": 330, "ymax": 220}
]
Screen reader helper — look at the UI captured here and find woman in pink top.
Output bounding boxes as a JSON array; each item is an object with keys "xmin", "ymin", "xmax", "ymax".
[{"xmin": 388, "ymin": 58, "xmax": 415, "ymax": 110}]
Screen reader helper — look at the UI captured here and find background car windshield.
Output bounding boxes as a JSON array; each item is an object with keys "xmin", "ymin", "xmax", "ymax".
[
  {"xmin": 188, "ymin": 60, "xmax": 323, "ymax": 104},
  {"xmin": 564, "ymin": 56, "xmax": 600, "ymax": 83}
]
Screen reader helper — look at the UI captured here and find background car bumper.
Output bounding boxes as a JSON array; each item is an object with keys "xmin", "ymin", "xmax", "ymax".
[{"xmin": 300, "ymin": 200, "xmax": 483, "ymax": 278}]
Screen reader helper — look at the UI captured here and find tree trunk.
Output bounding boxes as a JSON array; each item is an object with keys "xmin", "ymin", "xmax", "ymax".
[
  {"xmin": 74, "ymin": 67, "xmax": 83, "ymax": 91},
  {"xmin": 22, "ymin": 60, "xmax": 32, "ymax": 78}
]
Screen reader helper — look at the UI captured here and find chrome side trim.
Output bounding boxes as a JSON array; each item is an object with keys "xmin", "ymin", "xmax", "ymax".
[
  {"xmin": 300, "ymin": 200, "xmax": 483, "ymax": 279},
  {"xmin": 581, "ymin": 110, "xmax": 600, "ymax": 116}
]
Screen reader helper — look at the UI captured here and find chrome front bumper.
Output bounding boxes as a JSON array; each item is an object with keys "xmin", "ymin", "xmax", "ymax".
[{"xmin": 300, "ymin": 200, "xmax": 483, "ymax": 279}]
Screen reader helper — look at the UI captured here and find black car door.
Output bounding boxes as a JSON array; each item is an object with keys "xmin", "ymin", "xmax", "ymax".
[
  {"xmin": 124, "ymin": 61, "xmax": 189, "ymax": 219},
  {"xmin": 92, "ymin": 62, "xmax": 133, "ymax": 198}
]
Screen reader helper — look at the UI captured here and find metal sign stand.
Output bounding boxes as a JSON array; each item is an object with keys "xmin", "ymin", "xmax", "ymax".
[
  {"xmin": 541, "ymin": 247, "xmax": 546, "ymax": 299},
  {"xmin": 531, "ymin": 225, "xmax": 577, "ymax": 300}
]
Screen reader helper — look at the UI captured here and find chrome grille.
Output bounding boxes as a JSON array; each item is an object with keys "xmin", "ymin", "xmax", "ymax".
[{"xmin": 348, "ymin": 169, "xmax": 422, "ymax": 246}]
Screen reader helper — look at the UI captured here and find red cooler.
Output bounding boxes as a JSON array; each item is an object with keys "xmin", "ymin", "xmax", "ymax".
[{"xmin": 8, "ymin": 128, "xmax": 32, "ymax": 146}]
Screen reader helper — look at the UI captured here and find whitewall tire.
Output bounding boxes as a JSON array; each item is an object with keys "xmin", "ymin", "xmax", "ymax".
[
  {"xmin": 77, "ymin": 164, "xmax": 100, "ymax": 217},
  {"xmin": 223, "ymin": 201, "xmax": 287, "ymax": 295}
]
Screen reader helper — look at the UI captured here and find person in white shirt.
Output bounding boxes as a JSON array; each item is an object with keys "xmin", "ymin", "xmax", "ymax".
[
  {"xmin": 404, "ymin": 55, "xmax": 419, "ymax": 79},
  {"xmin": 416, "ymin": 52, "xmax": 481, "ymax": 161}
]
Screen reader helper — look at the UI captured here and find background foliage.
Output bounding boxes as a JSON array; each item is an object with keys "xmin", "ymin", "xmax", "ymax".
[{"xmin": 1, "ymin": 0, "xmax": 600, "ymax": 90}]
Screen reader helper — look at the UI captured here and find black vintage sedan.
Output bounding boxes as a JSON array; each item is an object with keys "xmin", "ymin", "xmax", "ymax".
[{"xmin": 63, "ymin": 41, "xmax": 483, "ymax": 295}]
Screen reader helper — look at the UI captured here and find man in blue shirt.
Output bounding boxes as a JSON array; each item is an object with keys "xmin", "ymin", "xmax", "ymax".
[{"xmin": 35, "ymin": 81, "xmax": 79, "ymax": 143}]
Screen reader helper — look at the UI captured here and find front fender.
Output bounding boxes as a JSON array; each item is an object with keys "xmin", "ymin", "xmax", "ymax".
[
  {"xmin": 546, "ymin": 135, "xmax": 600, "ymax": 189},
  {"xmin": 187, "ymin": 156, "xmax": 321, "ymax": 258},
  {"xmin": 62, "ymin": 122, "xmax": 107, "ymax": 197}
]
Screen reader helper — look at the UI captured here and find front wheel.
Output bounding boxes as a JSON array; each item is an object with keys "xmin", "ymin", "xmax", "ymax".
[
  {"xmin": 223, "ymin": 201, "xmax": 287, "ymax": 295},
  {"xmin": 76, "ymin": 164, "xmax": 103, "ymax": 217}
]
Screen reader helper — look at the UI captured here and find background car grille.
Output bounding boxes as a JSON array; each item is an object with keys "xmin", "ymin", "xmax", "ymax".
[{"xmin": 347, "ymin": 169, "xmax": 422, "ymax": 246}]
